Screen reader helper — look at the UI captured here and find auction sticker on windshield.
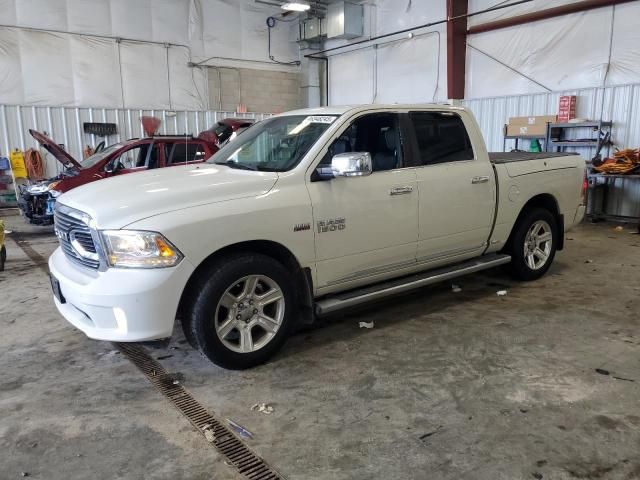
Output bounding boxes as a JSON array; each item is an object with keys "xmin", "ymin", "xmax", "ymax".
[{"xmin": 307, "ymin": 116, "xmax": 336, "ymax": 124}]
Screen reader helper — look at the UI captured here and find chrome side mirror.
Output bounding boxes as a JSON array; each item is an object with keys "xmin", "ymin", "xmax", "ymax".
[{"xmin": 331, "ymin": 152, "xmax": 372, "ymax": 177}]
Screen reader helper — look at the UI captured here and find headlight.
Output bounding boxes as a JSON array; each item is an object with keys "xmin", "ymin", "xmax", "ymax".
[
  {"xmin": 48, "ymin": 181, "xmax": 62, "ymax": 197},
  {"xmin": 101, "ymin": 230, "xmax": 183, "ymax": 268}
]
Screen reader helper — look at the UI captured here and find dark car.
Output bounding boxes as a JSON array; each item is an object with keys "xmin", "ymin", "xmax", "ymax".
[{"xmin": 19, "ymin": 118, "xmax": 251, "ymax": 225}]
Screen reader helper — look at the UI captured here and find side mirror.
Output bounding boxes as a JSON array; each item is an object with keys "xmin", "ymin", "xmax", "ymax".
[{"xmin": 331, "ymin": 152, "xmax": 372, "ymax": 177}]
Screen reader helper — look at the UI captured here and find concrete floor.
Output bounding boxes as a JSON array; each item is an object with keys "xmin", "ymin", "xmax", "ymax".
[{"xmin": 1, "ymin": 210, "xmax": 639, "ymax": 480}]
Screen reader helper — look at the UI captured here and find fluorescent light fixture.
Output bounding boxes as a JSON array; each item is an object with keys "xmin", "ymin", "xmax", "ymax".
[{"xmin": 281, "ymin": 1, "xmax": 311, "ymax": 12}]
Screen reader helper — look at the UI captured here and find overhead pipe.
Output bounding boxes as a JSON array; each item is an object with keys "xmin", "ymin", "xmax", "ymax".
[{"xmin": 468, "ymin": 0, "xmax": 637, "ymax": 34}]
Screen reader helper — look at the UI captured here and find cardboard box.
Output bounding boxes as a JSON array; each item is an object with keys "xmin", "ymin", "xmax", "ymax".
[
  {"xmin": 558, "ymin": 95, "xmax": 577, "ymax": 122},
  {"xmin": 508, "ymin": 115, "xmax": 557, "ymax": 126},
  {"xmin": 506, "ymin": 124, "xmax": 547, "ymax": 137}
]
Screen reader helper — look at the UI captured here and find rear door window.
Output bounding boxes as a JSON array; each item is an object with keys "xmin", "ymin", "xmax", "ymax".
[
  {"xmin": 166, "ymin": 142, "xmax": 208, "ymax": 164},
  {"xmin": 110, "ymin": 143, "xmax": 160, "ymax": 171},
  {"xmin": 409, "ymin": 112, "xmax": 474, "ymax": 166}
]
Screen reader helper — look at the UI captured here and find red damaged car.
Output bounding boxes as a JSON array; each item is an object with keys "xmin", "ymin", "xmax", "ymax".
[{"xmin": 19, "ymin": 118, "xmax": 253, "ymax": 225}]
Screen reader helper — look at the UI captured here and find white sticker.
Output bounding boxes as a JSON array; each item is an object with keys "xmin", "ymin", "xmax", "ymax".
[{"xmin": 307, "ymin": 115, "xmax": 336, "ymax": 124}]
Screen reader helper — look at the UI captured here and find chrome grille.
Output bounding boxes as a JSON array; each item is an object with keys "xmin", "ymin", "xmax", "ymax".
[{"xmin": 54, "ymin": 206, "xmax": 100, "ymax": 270}]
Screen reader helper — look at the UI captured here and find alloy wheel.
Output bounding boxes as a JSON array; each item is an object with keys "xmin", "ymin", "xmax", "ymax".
[
  {"xmin": 523, "ymin": 220, "xmax": 553, "ymax": 270},
  {"xmin": 214, "ymin": 274, "xmax": 285, "ymax": 353}
]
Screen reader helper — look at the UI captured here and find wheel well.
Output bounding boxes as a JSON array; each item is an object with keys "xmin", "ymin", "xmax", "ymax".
[
  {"xmin": 504, "ymin": 194, "xmax": 564, "ymax": 252},
  {"xmin": 177, "ymin": 240, "xmax": 314, "ymax": 324}
]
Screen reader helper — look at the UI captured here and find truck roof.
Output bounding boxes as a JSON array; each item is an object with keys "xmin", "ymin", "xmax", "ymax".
[{"xmin": 280, "ymin": 104, "xmax": 467, "ymax": 117}]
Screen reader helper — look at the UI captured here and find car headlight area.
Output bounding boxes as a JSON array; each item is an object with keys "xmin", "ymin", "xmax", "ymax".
[{"xmin": 101, "ymin": 230, "xmax": 183, "ymax": 268}]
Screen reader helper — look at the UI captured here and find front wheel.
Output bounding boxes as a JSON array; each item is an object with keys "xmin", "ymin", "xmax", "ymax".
[
  {"xmin": 508, "ymin": 208, "xmax": 557, "ymax": 281},
  {"xmin": 185, "ymin": 253, "xmax": 295, "ymax": 369}
]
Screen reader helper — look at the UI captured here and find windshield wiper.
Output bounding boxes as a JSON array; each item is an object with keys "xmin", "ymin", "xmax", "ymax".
[{"xmin": 214, "ymin": 160, "xmax": 257, "ymax": 171}]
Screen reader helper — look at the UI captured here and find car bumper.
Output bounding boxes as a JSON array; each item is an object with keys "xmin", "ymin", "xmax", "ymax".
[{"xmin": 49, "ymin": 247, "xmax": 195, "ymax": 342}]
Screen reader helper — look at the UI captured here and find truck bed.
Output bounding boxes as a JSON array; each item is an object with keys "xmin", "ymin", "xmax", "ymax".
[{"xmin": 489, "ymin": 152, "xmax": 577, "ymax": 164}]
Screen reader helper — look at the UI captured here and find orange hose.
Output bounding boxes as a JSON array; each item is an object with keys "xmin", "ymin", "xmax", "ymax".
[{"xmin": 24, "ymin": 148, "xmax": 45, "ymax": 180}]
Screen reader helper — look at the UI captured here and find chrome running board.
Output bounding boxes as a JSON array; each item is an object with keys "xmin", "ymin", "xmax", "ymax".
[{"xmin": 315, "ymin": 254, "xmax": 512, "ymax": 316}]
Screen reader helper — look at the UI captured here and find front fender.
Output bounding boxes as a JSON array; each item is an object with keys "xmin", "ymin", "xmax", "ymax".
[{"xmin": 126, "ymin": 185, "xmax": 315, "ymax": 273}]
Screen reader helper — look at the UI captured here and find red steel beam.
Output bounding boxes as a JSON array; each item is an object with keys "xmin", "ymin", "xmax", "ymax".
[
  {"xmin": 447, "ymin": 0, "xmax": 469, "ymax": 99},
  {"xmin": 468, "ymin": 0, "xmax": 637, "ymax": 35}
]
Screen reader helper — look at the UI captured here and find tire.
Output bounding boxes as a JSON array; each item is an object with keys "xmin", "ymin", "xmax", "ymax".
[
  {"xmin": 508, "ymin": 208, "xmax": 557, "ymax": 281},
  {"xmin": 184, "ymin": 253, "xmax": 295, "ymax": 370},
  {"xmin": 0, "ymin": 245, "xmax": 5, "ymax": 272}
]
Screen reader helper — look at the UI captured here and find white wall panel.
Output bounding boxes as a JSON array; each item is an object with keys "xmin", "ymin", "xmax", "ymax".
[
  {"xmin": 151, "ymin": 0, "xmax": 190, "ymax": 45},
  {"xmin": 329, "ymin": 49, "xmax": 375, "ymax": 106},
  {"xmin": 375, "ymin": 34, "xmax": 441, "ymax": 104},
  {"xmin": 326, "ymin": 0, "xmax": 446, "ymax": 106},
  {"xmin": 15, "ymin": 0, "xmax": 68, "ymax": 31},
  {"xmin": 67, "ymin": 0, "xmax": 113, "ymax": 35},
  {"xmin": 19, "ymin": 30, "xmax": 74, "ymax": 105},
  {"xmin": 375, "ymin": 0, "xmax": 446, "ymax": 35},
  {"xmin": 110, "ymin": 0, "xmax": 153, "ymax": 41},
  {"xmin": 0, "ymin": 0, "xmax": 297, "ymax": 110},
  {"xmin": 0, "ymin": 28, "xmax": 22, "ymax": 104},
  {"xmin": 70, "ymin": 36, "xmax": 121, "ymax": 107},
  {"xmin": 607, "ymin": 2, "xmax": 640, "ymax": 85},
  {"xmin": 465, "ymin": 2, "xmax": 640, "ymax": 98},
  {"xmin": 120, "ymin": 42, "xmax": 171, "ymax": 109}
]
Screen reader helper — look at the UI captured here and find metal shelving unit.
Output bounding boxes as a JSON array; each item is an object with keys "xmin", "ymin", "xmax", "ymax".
[
  {"xmin": 587, "ymin": 173, "xmax": 640, "ymax": 223},
  {"xmin": 545, "ymin": 121, "xmax": 613, "ymax": 157}
]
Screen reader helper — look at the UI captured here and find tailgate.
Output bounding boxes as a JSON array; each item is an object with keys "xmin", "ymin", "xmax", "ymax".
[{"xmin": 489, "ymin": 152, "xmax": 581, "ymax": 177}]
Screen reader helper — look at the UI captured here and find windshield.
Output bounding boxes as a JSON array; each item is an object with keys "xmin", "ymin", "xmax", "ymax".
[
  {"xmin": 209, "ymin": 115, "xmax": 337, "ymax": 172},
  {"xmin": 80, "ymin": 143, "xmax": 124, "ymax": 168}
]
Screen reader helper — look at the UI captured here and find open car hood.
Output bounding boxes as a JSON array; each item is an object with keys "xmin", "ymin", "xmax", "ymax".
[{"xmin": 29, "ymin": 129, "xmax": 82, "ymax": 169}]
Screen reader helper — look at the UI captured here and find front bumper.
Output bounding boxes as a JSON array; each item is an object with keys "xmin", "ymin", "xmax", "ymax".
[
  {"xmin": 17, "ymin": 192, "xmax": 55, "ymax": 225},
  {"xmin": 49, "ymin": 247, "xmax": 195, "ymax": 342}
]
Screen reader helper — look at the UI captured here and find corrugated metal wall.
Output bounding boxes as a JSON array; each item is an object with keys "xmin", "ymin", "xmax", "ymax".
[
  {"xmin": 0, "ymin": 104, "xmax": 272, "ymax": 178},
  {"xmin": 462, "ymin": 83, "xmax": 640, "ymax": 155}
]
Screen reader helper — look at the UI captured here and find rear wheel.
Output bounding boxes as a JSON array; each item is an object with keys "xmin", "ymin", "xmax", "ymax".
[
  {"xmin": 508, "ymin": 208, "xmax": 557, "ymax": 281},
  {"xmin": 0, "ymin": 245, "xmax": 5, "ymax": 271},
  {"xmin": 184, "ymin": 253, "xmax": 294, "ymax": 369}
]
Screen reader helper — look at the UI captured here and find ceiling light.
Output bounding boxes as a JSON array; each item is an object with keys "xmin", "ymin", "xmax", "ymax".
[{"xmin": 281, "ymin": 1, "xmax": 311, "ymax": 12}]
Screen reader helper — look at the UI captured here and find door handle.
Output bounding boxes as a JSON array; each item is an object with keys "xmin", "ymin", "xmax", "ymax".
[
  {"xmin": 471, "ymin": 176, "xmax": 490, "ymax": 184},
  {"xmin": 390, "ymin": 186, "xmax": 414, "ymax": 196}
]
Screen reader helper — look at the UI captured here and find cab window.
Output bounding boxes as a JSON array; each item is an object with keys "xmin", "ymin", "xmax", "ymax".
[
  {"xmin": 409, "ymin": 112, "xmax": 474, "ymax": 165},
  {"xmin": 166, "ymin": 142, "xmax": 208, "ymax": 164},
  {"xmin": 321, "ymin": 113, "xmax": 402, "ymax": 172},
  {"xmin": 109, "ymin": 144, "xmax": 159, "ymax": 170}
]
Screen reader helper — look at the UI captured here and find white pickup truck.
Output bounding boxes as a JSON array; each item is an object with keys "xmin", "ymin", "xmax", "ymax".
[{"xmin": 49, "ymin": 105, "xmax": 586, "ymax": 369}]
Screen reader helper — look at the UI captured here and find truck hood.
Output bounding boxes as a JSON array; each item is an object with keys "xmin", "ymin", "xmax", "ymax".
[
  {"xmin": 58, "ymin": 163, "xmax": 279, "ymax": 229},
  {"xmin": 29, "ymin": 129, "xmax": 82, "ymax": 169}
]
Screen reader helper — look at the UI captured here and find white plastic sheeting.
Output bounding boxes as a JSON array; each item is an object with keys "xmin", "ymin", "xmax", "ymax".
[
  {"xmin": 375, "ymin": 33, "xmax": 441, "ymax": 103},
  {"xmin": 462, "ymin": 82, "xmax": 640, "ymax": 155},
  {"xmin": 0, "ymin": 104, "xmax": 272, "ymax": 178},
  {"xmin": 0, "ymin": 0, "xmax": 299, "ymax": 109},
  {"xmin": 324, "ymin": 0, "xmax": 640, "ymax": 104},
  {"xmin": 329, "ymin": 49, "xmax": 375, "ymax": 105},
  {"xmin": 326, "ymin": 0, "xmax": 447, "ymax": 105},
  {"xmin": 466, "ymin": 1, "xmax": 640, "ymax": 98}
]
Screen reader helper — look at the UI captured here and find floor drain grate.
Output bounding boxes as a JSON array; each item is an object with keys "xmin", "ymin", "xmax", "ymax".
[{"xmin": 116, "ymin": 342, "xmax": 285, "ymax": 480}]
